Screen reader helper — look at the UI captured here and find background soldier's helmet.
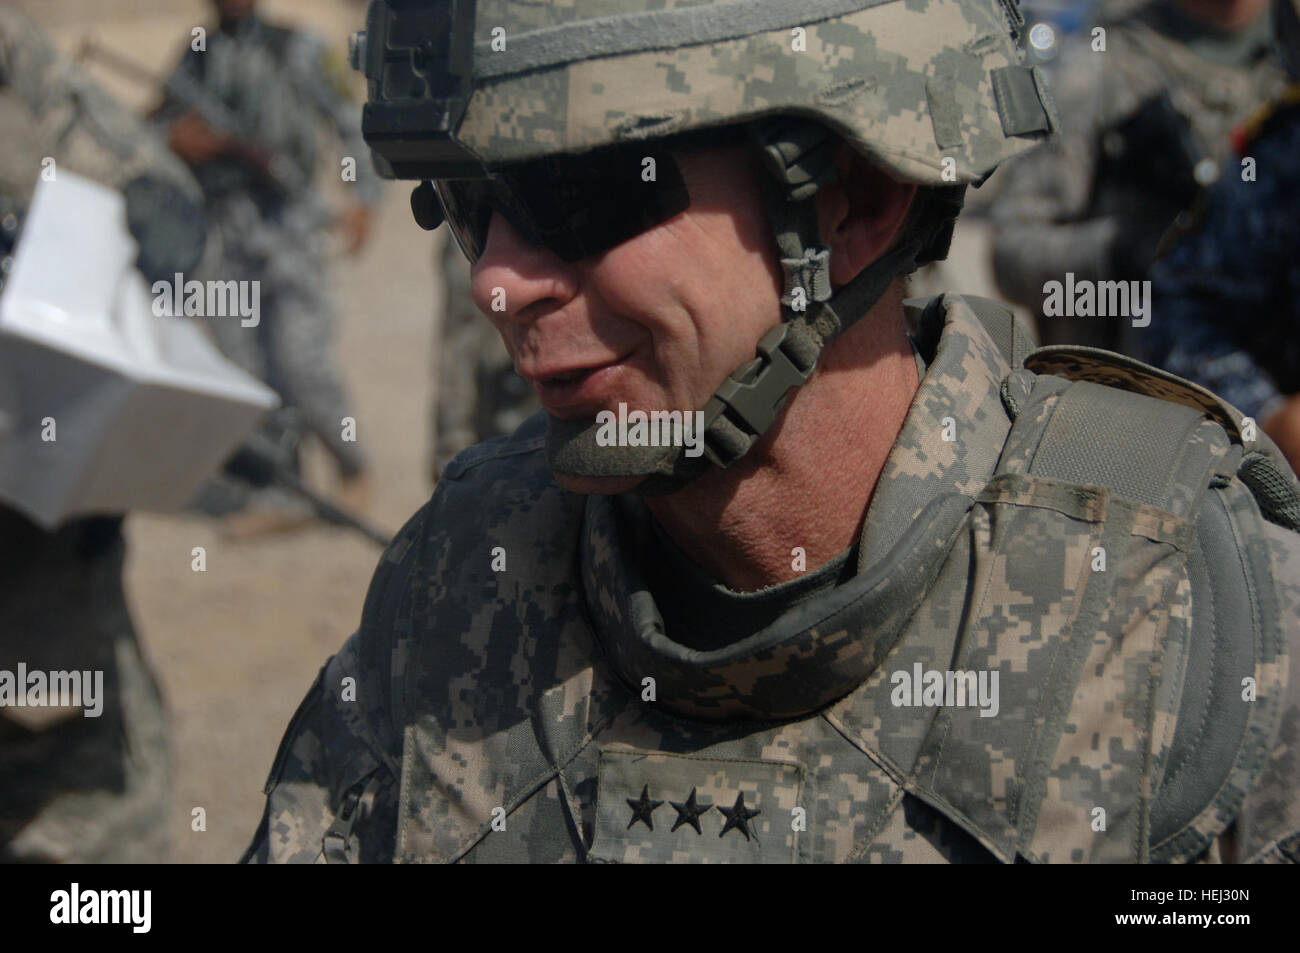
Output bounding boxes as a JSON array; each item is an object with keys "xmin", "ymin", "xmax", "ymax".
[{"xmin": 354, "ymin": 0, "xmax": 1057, "ymax": 492}]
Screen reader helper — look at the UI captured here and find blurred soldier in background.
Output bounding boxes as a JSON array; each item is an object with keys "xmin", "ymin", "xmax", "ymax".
[
  {"xmin": 0, "ymin": 2, "xmax": 207, "ymax": 862},
  {"xmin": 1144, "ymin": 0, "xmax": 1300, "ymax": 468},
  {"xmin": 430, "ymin": 235, "xmax": 538, "ymax": 481},
  {"xmin": 157, "ymin": 0, "xmax": 383, "ymax": 534},
  {"xmin": 992, "ymin": 0, "xmax": 1284, "ymax": 352}
]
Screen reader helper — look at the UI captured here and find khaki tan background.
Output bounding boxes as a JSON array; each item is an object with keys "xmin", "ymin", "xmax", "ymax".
[{"xmin": 14, "ymin": 0, "xmax": 441, "ymax": 862}]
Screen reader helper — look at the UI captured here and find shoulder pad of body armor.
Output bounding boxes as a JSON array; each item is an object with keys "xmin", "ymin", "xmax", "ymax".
[
  {"xmin": 1025, "ymin": 345, "xmax": 1300, "ymax": 531},
  {"xmin": 1026, "ymin": 344, "xmax": 1245, "ymax": 440},
  {"xmin": 992, "ymin": 340, "xmax": 1293, "ymax": 860}
]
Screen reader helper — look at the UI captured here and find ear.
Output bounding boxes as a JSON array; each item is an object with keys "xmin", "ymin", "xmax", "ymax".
[{"xmin": 815, "ymin": 144, "xmax": 917, "ymax": 287}]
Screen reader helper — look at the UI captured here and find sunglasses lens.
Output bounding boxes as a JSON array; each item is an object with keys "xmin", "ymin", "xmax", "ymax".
[
  {"xmin": 434, "ymin": 142, "xmax": 690, "ymax": 264},
  {"xmin": 435, "ymin": 180, "xmax": 491, "ymax": 263}
]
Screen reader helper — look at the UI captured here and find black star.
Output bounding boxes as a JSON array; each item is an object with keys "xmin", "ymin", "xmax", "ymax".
[
  {"xmin": 718, "ymin": 791, "xmax": 760, "ymax": 840},
  {"xmin": 626, "ymin": 784, "xmax": 663, "ymax": 831},
  {"xmin": 669, "ymin": 788, "xmax": 712, "ymax": 835}
]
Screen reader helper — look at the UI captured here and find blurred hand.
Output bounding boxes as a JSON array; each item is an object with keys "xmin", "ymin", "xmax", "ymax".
[
  {"xmin": 335, "ymin": 204, "xmax": 373, "ymax": 257},
  {"xmin": 167, "ymin": 110, "xmax": 231, "ymax": 166},
  {"xmin": 1261, "ymin": 393, "xmax": 1300, "ymax": 472}
]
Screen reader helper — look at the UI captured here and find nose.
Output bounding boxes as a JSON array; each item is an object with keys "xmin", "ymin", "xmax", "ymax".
[{"xmin": 469, "ymin": 211, "xmax": 580, "ymax": 326}]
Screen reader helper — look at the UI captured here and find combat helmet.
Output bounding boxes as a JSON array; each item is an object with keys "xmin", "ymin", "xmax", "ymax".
[{"xmin": 352, "ymin": 0, "xmax": 1056, "ymax": 493}]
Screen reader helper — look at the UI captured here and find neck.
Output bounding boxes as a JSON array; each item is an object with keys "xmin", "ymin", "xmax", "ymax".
[{"xmin": 646, "ymin": 284, "xmax": 919, "ymax": 592}]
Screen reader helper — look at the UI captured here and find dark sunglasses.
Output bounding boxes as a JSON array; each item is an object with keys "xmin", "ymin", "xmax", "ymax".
[{"xmin": 432, "ymin": 126, "xmax": 747, "ymax": 264}]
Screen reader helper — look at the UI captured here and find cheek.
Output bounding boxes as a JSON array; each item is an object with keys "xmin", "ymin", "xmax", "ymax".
[
  {"xmin": 662, "ymin": 208, "xmax": 784, "ymax": 379},
  {"xmin": 586, "ymin": 151, "xmax": 787, "ymax": 406},
  {"xmin": 598, "ymin": 206, "xmax": 783, "ymax": 357}
]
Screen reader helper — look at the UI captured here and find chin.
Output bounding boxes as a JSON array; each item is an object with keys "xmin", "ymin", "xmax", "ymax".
[{"xmin": 551, "ymin": 472, "xmax": 643, "ymax": 496}]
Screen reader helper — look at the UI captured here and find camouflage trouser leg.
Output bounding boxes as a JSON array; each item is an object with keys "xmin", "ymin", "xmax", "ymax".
[
  {"xmin": 0, "ymin": 515, "xmax": 171, "ymax": 863},
  {"xmin": 0, "ymin": 631, "xmax": 172, "ymax": 863},
  {"xmin": 433, "ymin": 237, "xmax": 485, "ymax": 477},
  {"xmin": 432, "ymin": 236, "xmax": 538, "ymax": 478},
  {"xmin": 206, "ymin": 290, "xmax": 269, "ymax": 383},
  {"xmin": 198, "ymin": 254, "xmax": 305, "ymax": 514},
  {"xmin": 263, "ymin": 233, "xmax": 367, "ymax": 480}
]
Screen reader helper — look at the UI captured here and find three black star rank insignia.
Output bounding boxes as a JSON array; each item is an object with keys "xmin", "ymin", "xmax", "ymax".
[{"xmin": 627, "ymin": 786, "xmax": 760, "ymax": 838}]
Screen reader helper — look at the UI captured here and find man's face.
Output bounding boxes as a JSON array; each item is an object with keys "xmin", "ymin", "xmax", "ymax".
[{"xmin": 469, "ymin": 142, "xmax": 784, "ymax": 492}]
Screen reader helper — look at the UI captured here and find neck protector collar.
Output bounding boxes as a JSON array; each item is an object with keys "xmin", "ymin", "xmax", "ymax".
[{"xmin": 580, "ymin": 490, "xmax": 971, "ymax": 721}]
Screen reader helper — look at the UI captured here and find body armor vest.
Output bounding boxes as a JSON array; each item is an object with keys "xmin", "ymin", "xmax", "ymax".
[{"xmin": 304, "ymin": 295, "xmax": 1295, "ymax": 864}]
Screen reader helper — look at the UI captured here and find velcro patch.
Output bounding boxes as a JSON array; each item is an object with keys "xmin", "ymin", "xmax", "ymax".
[
  {"xmin": 991, "ymin": 65, "xmax": 1052, "ymax": 137},
  {"xmin": 589, "ymin": 745, "xmax": 805, "ymax": 863}
]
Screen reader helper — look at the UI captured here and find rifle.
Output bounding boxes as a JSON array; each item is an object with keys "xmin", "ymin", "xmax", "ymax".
[
  {"xmin": 222, "ymin": 431, "xmax": 391, "ymax": 548},
  {"xmin": 76, "ymin": 39, "xmax": 298, "ymax": 199}
]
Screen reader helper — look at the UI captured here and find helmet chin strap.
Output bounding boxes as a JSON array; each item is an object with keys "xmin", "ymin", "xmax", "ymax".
[{"xmin": 545, "ymin": 119, "xmax": 963, "ymax": 496}]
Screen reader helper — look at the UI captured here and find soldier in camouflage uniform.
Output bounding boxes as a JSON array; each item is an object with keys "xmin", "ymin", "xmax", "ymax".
[
  {"xmin": 158, "ymin": 0, "xmax": 383, "ymax": 527},
  {"xmin": 246, "ymin": 0, "xmax": 1300, "ymax": 864},
  {"xmin": 1144, "ymin": 0, "xmax": 1300, "ymax": 469},
  {"xmin": 991, "ymin": 0, "xmax": 1283, "ymax": 353},
  {"xmin": 431, "ymin": 234, "xmax": 538, "ymax": 480},
  {"xmin": 0, "ymin": 3, "xmax": 206, "ymax": 862}
]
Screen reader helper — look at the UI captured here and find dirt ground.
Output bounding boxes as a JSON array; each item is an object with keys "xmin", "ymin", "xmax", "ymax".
[{"xmin": 21, "ymin": 0, "xmax": 443, "ymax": 862}]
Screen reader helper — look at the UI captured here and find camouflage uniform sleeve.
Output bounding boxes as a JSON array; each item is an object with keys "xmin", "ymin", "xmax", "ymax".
[
  {"xmin": 149, "ymin": 40, "xmax": 208, "ymax": 132},
  {"xmin": 1143, "ymin": 116, "xmax": 1299, "ymax": 422},
  {"xmin": 0, "ymin": 6, "xmax": 200, "ymax": 204},
  {"xmin": 0, "ymin": 6, "xmax": 207, "ymax": 283},
  {"xmin": 1236, "ymin": 521, "xmax": 1300, "ymax": 863},
  {"xmin": 288, "ymin": 29, "xmax": 384, "ymax": 207},
  {"xmin": 241, "ymin": 634, "xmax": 402, "ymax": 863},
  {"xmin": 990, "ymin": 44, "xmax": 1116, "ymax": 309},
  {"xmin": 242, "ymin": 500, "xmax": 438, "ymax": 863}
]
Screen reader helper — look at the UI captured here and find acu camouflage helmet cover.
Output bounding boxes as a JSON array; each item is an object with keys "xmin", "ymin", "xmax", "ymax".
[{"xmin": 355, "ymin": 0, "xmax": 1056, "ymax": 187}]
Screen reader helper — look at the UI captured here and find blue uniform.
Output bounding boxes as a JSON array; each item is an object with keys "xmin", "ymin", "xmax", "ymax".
[{"xmin": 1144, "ymin": 98, "xmax": 1300, "ymax": 423}]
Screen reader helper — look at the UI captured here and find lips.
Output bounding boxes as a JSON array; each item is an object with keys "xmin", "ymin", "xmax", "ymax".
[
  {"xmin": 521, "ymin": 358, "xmax": 629, "ymax": 416},
  {"xmin": 520, "ymin": 363, "xmax": 604, "ymax": 385}
]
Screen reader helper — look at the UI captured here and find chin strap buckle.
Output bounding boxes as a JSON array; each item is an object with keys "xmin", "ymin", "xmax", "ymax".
[{"xmin": 704, "ymin": 323, "xmax": 817, "ymax": 467}]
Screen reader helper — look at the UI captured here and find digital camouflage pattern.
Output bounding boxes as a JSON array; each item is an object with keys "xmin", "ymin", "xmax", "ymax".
[
  {"xmin": 157, "ymin": 11, "xmax": 382, "ymax": 482},
  {"xmin": 0, "ymin": 5, "xmax": 180, "ymax": 863},
  {"xmin": 991, "ymin": 0, "xmax": 1284, "ymax": 352},
  {"xmin": 157, "ymin": 11, "xmax": 382, "ymax": 208},
  {"xmin": 0, "ymin": 513, "xmax": 170, "ymax": 864},
  {"xmin": 455, "ymin": 0, "xmax": 1054, "ymax": 186},
  {"xmin": 0, "ymin": 4, "xmax": 200, "ymax": 214},
  {"xmin": 245, "ymin": 295, "xmax": 1300, "ymax": 863}
]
